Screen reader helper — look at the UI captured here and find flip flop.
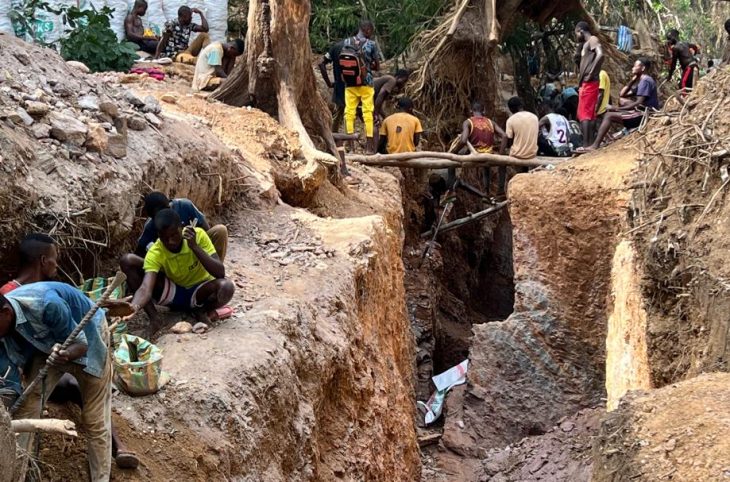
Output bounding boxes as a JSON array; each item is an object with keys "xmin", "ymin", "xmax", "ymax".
[
  {"xmin": 344, "ymin": 175, "xmax": 361, "ymax": 185},
  {"xmin": 209, "ymin": 305, "xmax": 234, "ymax": 321},
  {"xmin": 115, "ymin": 451, "xmax": 140, "ymax": 470}
]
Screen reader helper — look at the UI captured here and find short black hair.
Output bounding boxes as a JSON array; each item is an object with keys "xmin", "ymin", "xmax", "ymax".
[
  {"xmin": 507, "ymin": 96, "xmax": 523, "ymax": 113},
  {"xmin": 154, "ymin": 209, "xmax": 181, "ymax": 232},
  {"xmin": 360, "ymin": 19, "xmax": 374, "ymax": 31},
  {"xmin": 471, "ymin": 101, "xmax": 483, "ymax": 113},
  {"xmin": 708, "ymin": 59, "xmax": 715, "ymax": 68},
  {"xmin": 575, "ymin": 21, "xmax": 591, "ymax": 34},
  {"xmin": 134, "ymin": 0, "xmax": 147, "ymax": 9},
  {"xmin": 725, "ymin": 19, "xmax": 730, "ymax": 35},
  {"xmin": 19, "ymin": 233, "xmax": 56, "ymax": 267},
  {"xmin": 666, "ymin": 29, "xmax": 679, "ymax": 41},
  {"xmin": 397, "ymin": 97, "xmax": 414, "ymax": 110},
  {"xmin": 178, "ymin": 5, "xmax": 191, "ymax": 16},
  {"xmin": 556, "ymin": 107, "xmax": 569, "ymax": 117},
  {"xmin": 144, "ymin": 192, "xmax": 170, "ymax": 218},
  {"xmin": 233, "ymin": 39, "xmax": 245, "ymax": 55},
  {"xmin": 637, "ymin": 57, "xmax": 652, "ymax": 70},
  {"xmin": 395, "ymin": 69, "xmax": 410, "ymax": 80}
]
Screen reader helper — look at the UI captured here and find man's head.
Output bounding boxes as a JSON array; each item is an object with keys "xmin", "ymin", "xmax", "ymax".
[
  {"xmin": 574, "ymin": 21, "xmax": 591, "ymax": 42},
  {"xmin": 19, "ymin": 233, "xmax": 59, "ymax": 280},
  {"xmin": 666, "ymin": 29, "xmax": 679, "ymax": 46},
  {"xmin": 0, "ymin": 294, "xmax": 15, "ymax": 337},
  {"xmin": 632, "ymin": 57, "xmax": 651, "ymax": 76},
  {"xmin": 133, "ymin": 0, "xmax": 148, "ymax": 15},
  {"xmin": 224, "ymin": 39, "xmax": 245, "ymax": 58},
  {"xmin": 178, "ymin": 5, "xmax": 192, "ymax": 25},
  {"xmin": 507, "ymin": 96, "xmax": 523, "ymax": 114},
  {"xmin": 143, "ymin": 191, "xmax": 170, "ymax": 218},
  {"xmin": 395, "ymin": 69, "xmax": 411, "ymax": 88},
  {"xmin": 725, "ymin": 19, "xmax": 730, "ymax": 36},
  {"xmin": 155, "ymin": 209, "xmax": 183, "ymax": 253},
  {"xmin": 397, "ymin": 97, "xmax": 414, "ymax": 114},
  {"xmin": 708, "ymin": 59, "xmax": 715, "ymax": 69},
  {"xmin": 538, "ymin": 101, "xmax": 553, "ymax": 117},
  {"xmin": 359, "ymin": 19, "xmax": 375, "ymax": 39},
  {"xmin": 471, "ymin": 101, "xmax": 484, "ymax": 115}
]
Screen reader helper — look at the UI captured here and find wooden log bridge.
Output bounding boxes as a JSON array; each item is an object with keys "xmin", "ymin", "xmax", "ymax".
[
  {"xmin": 420, "ymin": 201, "xmax": 510, "ymax": 238},
  {"xmin": 347, "ymin": 151, "xmax": 563, "ymax": 169}
]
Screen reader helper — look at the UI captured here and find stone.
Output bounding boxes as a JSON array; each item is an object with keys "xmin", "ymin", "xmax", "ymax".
[
  {"xmin": 14, "ymin": 51, "xmax": 31, "ymax": 66},
  {"xmin": 161, "ymin": 92, "xmax": 178, "ymax": 104},
  {"xmin": 49, "ymin": 111, "xmax": 88, "ymax": 146},
  {"xmin": 78, "ymin": 94, "xmax": 100, "ymax": 111},
  {"xmin": 171, "ymin": 321, "xmax": 193, "ymax": 334},
  {"xmin": 66, "ymin": 60, "xmax": 90, "ymax": 73},
  {"xmin": 99, "ymin": 101, "xmax": 119, "ymax": 118},
  {"xmin": 24, "ymin": 101, "xmax": 50, "ymax": 117},
  {"xmin": 559, "ymin": 421, "xmax": 575, "ymax": 432},
  {"xmin": 85, "ymin": 123, "xmax": 108, "ymax": 152},
  {"xmin": 142, "ymin": 95, "xmax": 161, "ymax": 114},
  {"xmin": 144, "ymin": 112, "xmax": 162, "ymax": 128},
  {"xmin": 192, "ymin": 322, "xmax": 209, "ymax": 334},
  {"xmin": 31, "ymin": 123, "xmax": 52, "ymax": 139},
  {"xmin": 123, "ymin": 91, "xmax": 145, "ymax": 108},
  {"xmin": 106, "ymin": 133, "xmax": 127, "ymax": 158},
  {"xmin": 127, "ymin": 115, "xmax": 148, "ymax": 131},
  {"xmin": 14, "ymin": 107, "xmax": 34, "ymax": 126}
]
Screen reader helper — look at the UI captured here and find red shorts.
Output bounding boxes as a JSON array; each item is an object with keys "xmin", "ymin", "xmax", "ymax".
[{"xmin": 577, "ymin": 81, "xmax": 600, "ymax": 121}]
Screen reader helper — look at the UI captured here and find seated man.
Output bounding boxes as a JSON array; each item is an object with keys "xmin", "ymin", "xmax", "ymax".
[
  {"xmin": 452, "ymin": 101, "xmax": 505, "ymax": 154},
  {"xmin": 578, "ymin": 58, "xmax": 659, "ymax": 152},
  {"xmin": 378, "ymin": 97, "xmax": 422, "ymax": 154},
  {"xmin": 192, "ymin": 39, "xmax": 245, "ymax": 92},
  {"xmin": 120, "ymin": 209, "xmax": 235, "ymax": 327},
  {"xmin": 124, "ymin": 0, "xmax": 159, "ymax": 55},
  {"xmin": 1, "ymin": 281, "xmax": 113, "ymax": 481},
  {"xmin": 0, "ymin": 233, "xmax": 139, "ymax": 469},
  {"xmin": 496, "ymin": 96, "xmax": 538, "ymax": 197},
  {"xmin": 537, "ymin": 102, "xmax": 571, "ymax": 157},
  {"xmin": 154, "ymin": 6, "xmax": 209, "ymax": 63}
]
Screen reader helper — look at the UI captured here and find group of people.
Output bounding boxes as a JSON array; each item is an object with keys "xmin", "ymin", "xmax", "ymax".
[
  {"xmin": 0, "ymin": 192, "xmax": 235, "ymax": 481},
  {"xmin": 124, "ymin": 0, "xmax": 244, "ymax": 91}
]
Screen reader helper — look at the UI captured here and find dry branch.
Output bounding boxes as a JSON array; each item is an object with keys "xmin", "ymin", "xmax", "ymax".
[
  {"xmin": 420, "ymin": 201, "xmax": 509, "ymax": 237},
  {"xmin": 11, "ymin": 419, "xmax": 78, "ymax": 437},
  {"xmin": 348, "ymin": 151, "xmax": 562, "ymax": 168}
]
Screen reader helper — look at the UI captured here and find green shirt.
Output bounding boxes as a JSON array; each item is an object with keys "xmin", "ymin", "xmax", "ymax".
[{"xmin": 143, "ymin": 228, "xmax": 216, "ymax": 288}]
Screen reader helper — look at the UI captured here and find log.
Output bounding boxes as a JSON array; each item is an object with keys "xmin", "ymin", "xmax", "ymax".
[
  {"xmin": 11, "ymin": 419, "xmax": 78, "ymax": 437},
  {"xmin": 348, "ymin": 151, "xmax": 562, "ymax": 169},
  {"xmin": 420, "ymin": 201, "xmax": 509, "ymax": 238}
]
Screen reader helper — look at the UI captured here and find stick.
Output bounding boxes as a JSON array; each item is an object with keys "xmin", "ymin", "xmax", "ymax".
[
  {"xmin": 11, "ymin": 419, "xmax": 78, "ymax": 437},
  {"xmin": 420, "ymin": 201, "xmax": 509, "ymax": 238},
  {"xmin": 9, "ymin": 271, "xmax": 127, "ymax": 415},
  {"xmin": 348, "ymin": 151, "xmax": 560, "ymax": 168}
]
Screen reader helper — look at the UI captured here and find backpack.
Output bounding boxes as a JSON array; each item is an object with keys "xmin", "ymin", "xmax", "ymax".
[{"xmin": 339, "ymin": 37, "xmax": 368, "ymax": 87}]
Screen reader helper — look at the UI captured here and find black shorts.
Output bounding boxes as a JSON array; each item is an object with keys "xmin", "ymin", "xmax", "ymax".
[{"xmin": 621, "ymin": 111, "xmax": 644, "ymax": 130}]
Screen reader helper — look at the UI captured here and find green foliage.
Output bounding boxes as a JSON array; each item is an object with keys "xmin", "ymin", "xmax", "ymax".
[
  {"xmin": 58, "ymin": 6, "xmax": 139, "ymax": 73},
  {"xmin": 309, "ymin": 0, "xmax": 448, "ymax": 58}
]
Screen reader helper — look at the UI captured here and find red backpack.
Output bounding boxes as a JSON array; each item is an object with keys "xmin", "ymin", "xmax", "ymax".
[{"xmin": 338, "ymin": 37, "xmax": 368, "ymax": 87}]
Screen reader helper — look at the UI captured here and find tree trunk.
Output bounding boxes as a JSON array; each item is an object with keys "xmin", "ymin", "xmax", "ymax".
[{"xmin": 212, "ymin": 0, "xmax": 338, "ymax": 204}]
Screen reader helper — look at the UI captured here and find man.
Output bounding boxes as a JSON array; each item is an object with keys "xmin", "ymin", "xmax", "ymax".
[
  {"xmin": 496, "ymin": 96, "xmax": 538, "ymax": 196},
  {"xmin": 374, "ymin": 69, "xmax": 411, "ymax": 123},
  {"xmin": 378, "ymin": 97, "xmax": 422, "ymax": 154},
  {"xmin": 154, "ymin": 6, "xmax": 209, "ymax": 63},
  {"xmin": 722, "ymin": 19, "xmax": 730, "ymax": 66},
  {"xmin": 575, "ymin": 21, "xmax": 604, "ymax": 147},
  {"xmin": 537, "ymin": 102, "xmax": 571, "ymax": 157},
  {"xmin": 114, "ymin": 209, "xmax": 235, "ymax": 327},
  {"xmin": 578, "ymin": 58, "xmax": 659, "ymax": 152},
  {"xmin": 192, "ymin": 39, "xmax": 245, "ymax": 92},
  {"xmin": 124, "ymin": 0, "xmax": 159, "ymax": 55},
  {"xmin": 596, "ymin": 69, "xmax": 611, "ymax": 118},
  {"xmin": 1, "ymin": 282, "xmax": 113, "ymax": 481},
  {"xmin": 341, "ymin": 19, "xmax": 383, "ymax": 153},
  {"xmin": 452, "ymin": 101, "xmax": 505, "ymax": 154},
  {"xmin": 666, "ymin": 29, "xmax": 700, "ymax": 95},
  {"xmin": 0, "ymin": 234, "xmax": 139, "ymax": 470},
  {"xmin": 318, "ymin": 40, "xmax": 346, "ymax": 132}
]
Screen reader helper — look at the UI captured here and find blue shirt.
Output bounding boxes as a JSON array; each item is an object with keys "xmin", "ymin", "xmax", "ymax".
[
  {"xmin": 3, "ymin": 282, "xmax": 108, "ymax": 379},
  {"xmin": 344, "ymin": 32, "xmax": 382, "ymax": 87},
  {"xmin": 633, "ymin": 74, "xmax": 659, "ymax": 110},
  {"xmin": 137, "ymin": 198, "xmax": 207, "ymax": 253}
]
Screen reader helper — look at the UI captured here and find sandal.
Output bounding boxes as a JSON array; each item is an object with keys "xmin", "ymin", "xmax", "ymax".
[
  {"xmin": 209, "ymin": 305, "xmax": 234, "ymax": 321},
  {"xmin": 115, "ymin": 451, "xmax": 140, "ymax": 470}
]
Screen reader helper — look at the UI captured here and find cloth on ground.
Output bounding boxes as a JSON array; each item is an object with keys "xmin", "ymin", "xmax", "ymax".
[{"xmin": 417, "ymin": 359, "xmax": 469, "ymax": 424}]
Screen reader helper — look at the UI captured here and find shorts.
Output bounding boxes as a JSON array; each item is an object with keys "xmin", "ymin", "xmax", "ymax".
[
  {"xmin": 620, "ymin": 111, "xmax": 644, "ymax": 130},
  {"xmin": 680, "ymin": 65, "xmax": 696, "ymax": 93},
  {"xmin": 577, "ymin": 81, "xmax": 600, "ymax": 121},
  {"xmin": 156, "ymin": 278, "xmax": 213, "ymax": 310}
]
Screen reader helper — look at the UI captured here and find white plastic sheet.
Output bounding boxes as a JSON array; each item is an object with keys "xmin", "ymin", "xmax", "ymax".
[
  {"xmin": 0, "ymin": 0, "xmax": 228, "ymax": 44},
  {"xmin": 417, "ymin": 359, "xmax": 469, "ymax": 425}
]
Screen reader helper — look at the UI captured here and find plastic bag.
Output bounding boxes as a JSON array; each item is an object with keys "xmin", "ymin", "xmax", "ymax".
[
  {"xmin": 417, "ymin": 359, "xmax": 469, "ymax": 425},
  {"xmin": 113, "ymin": 334, "xmax": 167, "ymax": 396},
  {"xmin": 79, "ymin": 277, "xmax": 126, "ymax": 302}
]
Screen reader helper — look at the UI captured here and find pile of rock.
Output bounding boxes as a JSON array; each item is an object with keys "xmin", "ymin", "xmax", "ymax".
[{"xmin": 255, "ymin": 230, "xmax": 336, "ymax": 269}]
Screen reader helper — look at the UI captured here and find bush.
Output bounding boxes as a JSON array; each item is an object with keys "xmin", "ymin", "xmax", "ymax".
[{"xmin": 59, "ymin": 6, "xmax": 139, "ymax": 73}]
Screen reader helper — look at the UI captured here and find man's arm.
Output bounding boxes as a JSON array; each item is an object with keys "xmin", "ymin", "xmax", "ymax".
[
  {"xmin": 192, "ymin": 8, "xmax": 209, "ymax": 32},
  {"xmin": 667, "ymin": 45, "xmax": 678, "ymax": 80},
  {"xmin": 184, "ymin": 227, "xmax": 225, "ymax": 278},
  {"xmin": 374, "ymin": 78, "xmax": 396, "ymax": 118},
  {"xmin": 499, "ymin": 135, "xmax": 509, "ymax": 155},
  {"xmin": 451, "ymin": 120, "xmax": 471, "ymax": 153},
  {"xmin": 124, "ymin": 15, "xmax": 145, "ymax": 42},
  {"xmin": 215, "ymin": 65, "xmax": 229, "ymax": 78},
  {"xmin": 155, "ymin": 31, "xmax": 170, "ymax": 58},
  {"xmin": 596, "ymin": 89, "xmax": 605, "ymax": 113},
  {"xmin": 130, "ymin": 271, "xmax": 157, "ymax": 312},
  {"xmin": 493, "ymin": 122, "xmax": 507, "ymax": 147},
  {"xmin": 319, "ymin": 60, "xmax": 333, "ymax": 88},
  {"xmin": 538, "ymin": 116, "xmax": 550, "ymax": 130},
  {"xmin": 500, "ymin": 121, "xmax": 512, "ymax": 154},
  {"xmin": 586, "ymin": 37, "xmax": 604, "ymax": 80},
  {"xmin": 613, "ymin": 95, "xmax": 646, "ymax": 112},
  {"xmin": 378, "ymin": 135, "xmax": 388, "ymax": 154},
  {"xmin": 42, "ymin": 296, "xmax": 88, "ymax": 365},
  {"xmin": 370, "ymin": 41, "xmax": 382, "ymax": 72},
  {"xmin": 620, "ymin": 75, "xmax": 640, "ymax": 98}
]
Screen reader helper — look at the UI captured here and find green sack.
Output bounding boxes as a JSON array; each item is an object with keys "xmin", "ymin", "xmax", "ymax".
[
  {"xmin": 79, "ymin": 277, "xmax": 126, "ymax": 302},
  {"xmin": 113, "ymin": 334, "xmax": 166, "ymax": 396}
]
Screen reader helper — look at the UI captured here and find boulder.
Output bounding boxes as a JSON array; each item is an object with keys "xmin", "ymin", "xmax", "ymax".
[
  {"xmin": 161, "ymin": 92, "xmax": 178, "ymax": 104},
  {"xmin": 31, "ymin": 123, "xmax": 52, "ymax": 139},
  {"xmin": 144, "ymin": 112, "xmax": 162, "ymax": 128},
  {"xmin": 14, "ymin": 107, "xmax": 34, "ymax": 126},
  {"xmin": 85, "ymin": 123, "xmax": 108, "ymax": 152},
  {"xmin": 66, "ymin": 60, "xmax": 90, "ymax": 73},
  {"xmin": 78, "ymin": 94, "xmax": 100, "ymax": 111},
  {"xmin": 24, "ymin": 101, "xmax": 50, "ymax": 117},
  {"xmin": 127, "ymin": 115, "xmax": 148, "ymax": 131},
  {"xmin": 99, "ymin": 101, "xmax": 119, "ymax": 119},
  {"xmin": 123, "ymin": 91, "xmax": 145, "ymax": 108},
  {"xmin": 49, "ymin": 111, "xmax": 88, "ymax": 146},
  {"xmin": 106, "ymin": 133, "xmax": 127, "ymax": 158},
  {"xmin": 142, "ymin": 95, "xmax": 161, "ymax": 114},
  {"xmin": 171, "ymin": 321, "xmax": 193, "ymax": 334}
]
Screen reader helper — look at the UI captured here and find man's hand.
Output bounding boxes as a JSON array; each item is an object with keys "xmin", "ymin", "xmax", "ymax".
[
  {"xmin": 183, "ymin": 226, "xmax": 198, "ymax": 249},
  {"xmin": 48, "ymin": 343, "xmax": 86, "ymax": 366},
  {"xmin": 191, "ymin": 7, "xmax": 202, "ymax": 14},
  {"xmin": 606, "ymin": 105, "xmax": 617, "ymax": 112}
]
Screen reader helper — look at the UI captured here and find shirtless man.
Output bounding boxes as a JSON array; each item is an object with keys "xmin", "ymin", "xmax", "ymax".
[
  {"xmin": 574, "ymin": 21, "xmax": 604, "ymax": 147},
  {"xmin": 666, "ymin": 29, "xmax": 700, "ymax": 95},
  {"xmin": 125, "ymin": 0, "xmax": 159, "ymax": 54}
]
